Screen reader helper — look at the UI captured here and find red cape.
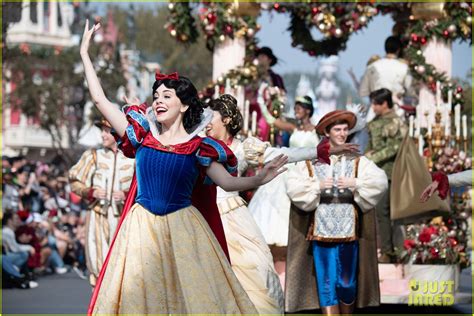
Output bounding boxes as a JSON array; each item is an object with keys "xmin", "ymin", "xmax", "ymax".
[{"xmin": 87, "ymin": 174, "xmax": 229, "ymax": 315}]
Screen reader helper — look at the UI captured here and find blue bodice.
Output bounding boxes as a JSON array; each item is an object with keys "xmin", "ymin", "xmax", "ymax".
[{"xmin": 135, "ymin": 146, "xmax": 199, "ymax": 215}]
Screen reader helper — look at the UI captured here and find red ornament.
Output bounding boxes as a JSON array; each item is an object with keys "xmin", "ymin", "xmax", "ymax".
[
  {"xmin": 224, "ymin": 24, "xmax": 233, "ymax": 35},
  {"xmin": 420, "ymin": 37, "xmax": 427, "ymax": 45},
  {"xmin": 273, "ymin": 3, "xmax": 280, "ymax": 10},
  {"xmin": 449, "ymin": 237, "xmax": 458, "ymax": 247},
  {"xmin": 309, "ymin": 50, "xmax": 316, "ymax": 56},
  {"xmin": 430, "ymin": 247, "xmax": 439, "ymax": 259},
  {"xmin": 311, "ymin": 7, "xmax": 319, "ymax": 15},
  {"xmin": 443, "ymin": 30, "xmax": 449, "ymax": 37},
  {"xmin": 411, "ymin": 33, "xmax": 419, "ymax": 42},
  {"xmin": 456, "ymin": 86, "xmax": 463, "ymax": 93},
  {"xmin": 335, "ymin": 6, "xmax": 345, "ymax": 14},
  {"xmin": 419, "ymin": 228, "xmax": 432, "ymax": 243},
  {"xmin": 207, "ymin": 13, "xmax": 216, "ymax": 24},
  {"xmin": 404, "ymin": 239, "xmax": 416, "ymax": 250},
  {"xmin": 427, "ymin": 226, "xmax": 438, "ymax": 235}
]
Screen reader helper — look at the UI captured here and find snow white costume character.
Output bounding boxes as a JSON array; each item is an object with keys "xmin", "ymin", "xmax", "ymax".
[{"xmin": 80, "ymin": 20, "xmax": 288, "ymax": 314}]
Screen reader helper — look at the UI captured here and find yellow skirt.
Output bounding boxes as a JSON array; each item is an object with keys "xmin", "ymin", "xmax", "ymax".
[{"xmin": 92, "ymin": 203, "xmax": 257, "ymax": 314}]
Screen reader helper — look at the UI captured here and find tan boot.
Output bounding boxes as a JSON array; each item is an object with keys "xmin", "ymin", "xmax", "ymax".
[
  {"xmin": 378, "ymin": 253, "xmax": 392, "ymax": 263},
  {"xmin": 321, "ymin": 304, "xmax": 340, "ymax": 315},
  {"xmin": 339, "ymin": 300, "xmax": 355, "ymax": 315}
]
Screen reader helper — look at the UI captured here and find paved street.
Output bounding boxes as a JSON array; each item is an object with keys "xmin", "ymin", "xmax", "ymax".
[
  {"xmin": 2, "ymin": 268, "xmax": 472, "ymax": 314},
  {"xmin": 2, "ymin": 271, "xmax": 90, "ymax": 314}
]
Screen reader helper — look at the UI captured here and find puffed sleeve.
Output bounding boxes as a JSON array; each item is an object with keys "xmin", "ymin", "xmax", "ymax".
[
  {"xmin": 196, "ymin": 137, "xmax": 238, "ymax": 184},
  {"xmin": 242, "ymin": 136, "xmax": 270, "ymax": 167},
  {"xmin": 68, "ymin": 149, "xmax": 96, "ymax": 202},
  {"xmin": 354, "ymin": 156, "xmax": 388, "ymax": 212},
  {"xmin": 286, "ymin": 161, "xmax": 321, "ymax": 212},
  {"xmin": 113, "ymin": 103, "xmax": 150, "ymax": 158}
]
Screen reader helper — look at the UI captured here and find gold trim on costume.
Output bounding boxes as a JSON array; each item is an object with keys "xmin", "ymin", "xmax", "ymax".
[{"xmin": 217, "ymin": 196, "xmax": 247, "ymax": 215}]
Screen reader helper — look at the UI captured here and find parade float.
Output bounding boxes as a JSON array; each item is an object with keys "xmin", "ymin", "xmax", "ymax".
[{"xmin": 166, "ymin": 1, "xmax": 472, "ymax": 305}]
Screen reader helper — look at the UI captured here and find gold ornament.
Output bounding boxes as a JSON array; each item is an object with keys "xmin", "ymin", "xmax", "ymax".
[
  {"xmin": 243, "ymin": 68, "xmax": 251, "ymax": 76},
  {"xmin": 334, "ymin": 28, "xmax": 343, "ymax": 38},
  {"xmin": 235, "ymin": 28, "xmax": 246, "ymax": 38},
  {"xmin": 180, "ymin": 34, "xmax": 188, "ymax": 42},
  {"xmin": 460, "ymin": 23, "xmax": 471, "ymax": 35},
  {"xmin": 324, "ymin": 13, "xmax": 336, "ymax": 25},
  {"xmin": 170, "ymin": 29, "xmax": 177, "ymax": 37},
  {"xmin": 219, "ymin": 34, "xmax": 226, "ymax": 42},
  {"xmin": 467, "ymin": 16, "xmax": 472, "ymax": 24},
  {"xmin": 232, "ymin": 2, "xmax": 261, "ymax": 17},
  {"xmin": 411, "ymin": 3, "xmax": 446, "ymax": 20}
]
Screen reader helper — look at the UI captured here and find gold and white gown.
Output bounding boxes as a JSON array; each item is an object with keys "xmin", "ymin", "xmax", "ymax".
[{"xmin": 217, "ymin": 136, "xmax": 320, "ymax": 313}]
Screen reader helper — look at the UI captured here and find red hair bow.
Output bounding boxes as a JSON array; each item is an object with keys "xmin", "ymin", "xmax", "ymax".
[{"xmin": 155, "ymin": 71, "xmax": 179, "ymax": 81}]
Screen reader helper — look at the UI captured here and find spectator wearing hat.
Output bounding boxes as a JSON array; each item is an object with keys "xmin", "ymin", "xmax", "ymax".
[
  {"xmin": 285, "ymin": 110, "xmax": 387, "ymax": 315},
  {"xmin": 68, "ymin": 118, "xmax": 135, "ymax": 287}
]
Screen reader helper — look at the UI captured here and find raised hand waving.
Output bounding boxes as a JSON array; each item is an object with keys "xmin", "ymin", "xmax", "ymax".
[{"xmin": 80, "ymin": 19, "xmax": 101, "ymax": 56}]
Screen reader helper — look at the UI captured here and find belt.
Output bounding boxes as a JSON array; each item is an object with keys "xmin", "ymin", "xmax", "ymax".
[
  {"xmin": 320, "ymin": 195, "xmax": 354, "ymax": 204},
  {"xmin": 217, "ymin": 196, "xmax": 247, "ymax": 215}
]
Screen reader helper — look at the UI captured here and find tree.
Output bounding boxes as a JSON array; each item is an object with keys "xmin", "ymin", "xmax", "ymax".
[
  {"xmin": 109, "ymin": 4, "xmax": 213, "ymax": 90},
  {"xmin": 4, "ymin": 43, "xmax": 126, "ymax": 164}
]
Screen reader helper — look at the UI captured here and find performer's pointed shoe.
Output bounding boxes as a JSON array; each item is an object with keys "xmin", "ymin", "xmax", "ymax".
[
  {"xmin": 321, "ymin": 304, "xmax": 340, "ymax": 315},
  {"xmin": 339, "ymin": 300, "xmax": 355, "ymax": 315}
]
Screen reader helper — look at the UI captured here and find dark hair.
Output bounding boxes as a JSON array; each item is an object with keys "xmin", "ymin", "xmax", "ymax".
[
  {"xmin": 295, "ymin": 95, "xmax": 314, "ymax": 117},
  {"xmin": 209, "ymin": 94, "xmax": 243, "ymax": 137},
  {"xmin": 385, "ymin": 36, "xmax": 402, "ymax": 55},
  {"xmin": 2, "ymin": 212, "xmax": 14, "ymax": 226},
  {"xmin": 325, "ymin": 119, "xmax": 350, "ymax": 134},
  {"xmin": 256, "ymin": 46, "xmax": 277, "ymax": 66},
  {"xmin": 152, "ymin": 76, "xmax": 204, "ymax": 132},
  {"xmin": 369, "ymin": 88, "xmax": 393, "ymax": 109}
]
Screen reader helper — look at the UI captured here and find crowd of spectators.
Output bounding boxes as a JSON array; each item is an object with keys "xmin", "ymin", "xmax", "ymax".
[{"xmin": 2, "ymin": 156, "xmax": 88, "ymax": 290}]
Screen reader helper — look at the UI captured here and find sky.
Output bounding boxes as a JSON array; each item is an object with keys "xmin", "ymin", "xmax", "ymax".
[
  {"xmin": 258, "ymin": 11, "xmax": 472, "ymax": 84},
  {"xmin": 91, "ymin": 2, "xmax": 472, "ymax": 86}
]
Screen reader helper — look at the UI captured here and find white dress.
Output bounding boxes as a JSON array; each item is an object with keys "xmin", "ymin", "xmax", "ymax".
[
  {"xmin": 248, "ymin": 130, "xmax": 319, "ymax": 246},
  {"xmin": 217, "ymin": 139, "xmax": 283, "ymax": 314}
]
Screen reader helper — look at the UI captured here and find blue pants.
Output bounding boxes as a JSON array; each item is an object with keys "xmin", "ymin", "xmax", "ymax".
[
  {"xmin": 4, "ymin": 251, "xmax": 28, "ymax": 270},
  {"xmin": 2, "ymin": 255, "xmax": 24, "ymax": 278},
  {"xmin": 312, "ymin": 241, "xmax": 358, "ymax": 307},
  {"xmin": 47, "ymin": 235, "xmax": 65, "ymax": 268}
]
